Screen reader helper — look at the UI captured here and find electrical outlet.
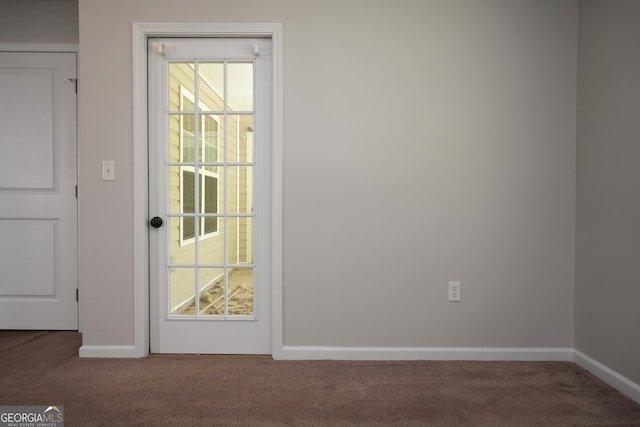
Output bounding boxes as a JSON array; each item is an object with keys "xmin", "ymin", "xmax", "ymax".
[{"xmin": 448, "ymin": 282, "xmax": 461, "ymax": 302}]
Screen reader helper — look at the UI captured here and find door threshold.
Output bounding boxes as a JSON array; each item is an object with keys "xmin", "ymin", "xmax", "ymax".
[{"xmin": 148, "ymin": 353, "xmax": 273, "ymax": 360}]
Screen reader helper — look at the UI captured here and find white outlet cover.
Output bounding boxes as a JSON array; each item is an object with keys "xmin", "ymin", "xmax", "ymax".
[{"xmin": 448, "ymin": 281, "xmax": 461, "ymax": 302}]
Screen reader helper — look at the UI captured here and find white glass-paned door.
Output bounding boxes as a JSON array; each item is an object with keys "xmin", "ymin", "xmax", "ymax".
[{"xmin": 148, "ymin": 38, "xmax": 272, "ymax": 354}]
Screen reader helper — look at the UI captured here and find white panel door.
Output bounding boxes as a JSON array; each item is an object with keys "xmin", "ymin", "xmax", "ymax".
[
  {"xmin": 148, "ymin": 38, "xmax": 272, "ymax": 354},
  {"xmin": 0, "ymin": 51, "xmax": 78, "ymax": 329}
]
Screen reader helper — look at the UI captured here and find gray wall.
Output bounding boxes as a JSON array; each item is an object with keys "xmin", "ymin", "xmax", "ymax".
[
  {"xmin": 77, "ymin": 0, "xmax": 578, "ymax": 349},
  {"xmin": 0, "ymin": 1, "xmax": 78, "ymax": 44},
  {"xmin": 4, "ymin": 0, "xmax": 638, "ymax": 393},
  {"xmin": 575, "ymin": 0, "xmax": 640, "ymax": 385}
]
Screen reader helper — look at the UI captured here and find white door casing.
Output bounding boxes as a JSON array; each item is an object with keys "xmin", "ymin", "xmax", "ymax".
[
  {"xmin": 0, "ymin": 51, "xmax": 78, "ymax": 330},
  {"xmin": 148, "ymin": 37, "xmax": 273, "ymax": 354}
]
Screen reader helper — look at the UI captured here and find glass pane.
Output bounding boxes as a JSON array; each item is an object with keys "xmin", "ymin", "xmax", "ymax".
[
  {"xmin": 228, "ymin": 62, "xmax": 253, "ymax": 111},
  {"xmin": 199, "ymin": 268, "xmax": 225, "ymax": 315},
  {"xmin": 169, "ymin": 63, "xmax": 195, "ymax": 111},
  {"xmin": 198, "ymin": 225, "xmax": 224, "ymax": 265},
  {"xmin": 183, "ymin": 216, "xmax": 196, "ymax": 241},
  {"xmin": 178, "ymin": 167, "xmax": 199, "ymax": 244},
  {"xmin": 227, "ymin": 217, "xmax": 253, "ymax": 264},
  {"xmin": 167, "ymin": 166, "xmax": 182, "ymax": 214},
  {"xmin": 168, "ymin": 114, "xmax": 181, "ymax": 163},
  {"xmin": 181, "ymin": 167, "xmax": 197, "ymax": 215},
  {"xmin": 202, "ymin": 174, "xmax": 218, "ymax": 218},
  {"xmin": 181, "ymin": 114, "xmax": 196, "ymax": 163},
  {"xmin": 198, "ymin": 63, "xmax": 224, "ymax": 111},
  {"xmin": 228, "ymin": 268, "xmax": 254, "ymax": 316},
  {"xmin": 182, "ymin": 96, "xmax": 196, "ymax": 112},
  {"xmin": 169, "ymin": 216, "xmax": 195, "ymax": 265},
  {"xmin": 203, "ymin": 215, "xmax": 218, "ymax": 236},
  {"xmin": 169, "ymin": 268, "xmax": 196, "ymax": 315},
  {"xmin": 226, "ymin": 115, "xmax": 254, "ymax": 163},
  {"xmin": 226, "ymin": 166, "xmax": 253, "ymax": 214},
  {"xmin": 199, "ymin": 114, "xmax": 220, "ymax": 165}
]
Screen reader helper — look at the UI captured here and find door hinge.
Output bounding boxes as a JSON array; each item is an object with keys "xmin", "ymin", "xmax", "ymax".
[
  {"xmin": 76, "ymin": 289, "xmax": 79, "ymax": 302},
  {"xmin": 68, "ymin": 78, "xmax": 78, "ymax": 93},
  {"xmin": 75, "ymin": 185, "xmax": 78, "ymax": 198}
]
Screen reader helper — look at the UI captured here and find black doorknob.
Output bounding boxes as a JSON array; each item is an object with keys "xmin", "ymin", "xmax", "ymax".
[{"xmin": 149, "ymin": 216, "xmax": 163, "ymax": 228}]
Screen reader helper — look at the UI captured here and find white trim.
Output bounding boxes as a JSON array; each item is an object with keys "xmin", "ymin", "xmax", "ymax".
[
  {"xmin": 280, "ymin": 346, "xmax": 574, "ymax": 361},
  {"xmin": 269, "ymin": 26, "xmax": 284, "ymax": 360},
  {"xmin": 132, "ymin": 26, "xmax": 149, "ymax": 358},
  {"xmin": 0, "ymin": 43, "xmax": 79, "ymax": 52},
  {"xmin": 131, "ymin": 22, "xmax": 283, "ymax": 358},
  {"xmin": 573, "ymin": 350, "xmax": 640, "ymax": 404},
  {"xmin": 79, "ymin": 345, "xmax": 138, "ymax": 358}
]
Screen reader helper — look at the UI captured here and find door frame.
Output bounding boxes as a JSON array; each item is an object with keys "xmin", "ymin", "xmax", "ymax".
[
  {"xmin": 132, "ymin": 23, "xmax": 283, "ymax": 358},
  {"xmin": 0, "ymin": 42, "xmax": 80, "ymax": 331}
]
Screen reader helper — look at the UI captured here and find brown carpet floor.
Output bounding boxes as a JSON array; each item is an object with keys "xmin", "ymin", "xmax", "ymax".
[{"xmin": 1, "ymin": 331, "xmax": 639, "ymax": 426}]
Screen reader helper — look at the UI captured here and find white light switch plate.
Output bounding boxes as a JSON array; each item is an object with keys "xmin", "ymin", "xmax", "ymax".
[{"xmin": 102, "ymin": 160, "xmax": 115, "ymax": 181}]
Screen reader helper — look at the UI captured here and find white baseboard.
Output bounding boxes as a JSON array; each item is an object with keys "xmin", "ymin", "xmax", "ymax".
[
  {"xmin": 280, "ymin": 346, "xmax": 574, "ymax": 361},
  {"xmin": 572, "ymin": 350, "xmax": 640, "ymax": 404},
  {"xmin": 76, "ymin": 344, "xmax": 639, "ymax": 404},
  {"xmin": 79, "ymin": 345, "xmax": 138, "ymax": 358}
]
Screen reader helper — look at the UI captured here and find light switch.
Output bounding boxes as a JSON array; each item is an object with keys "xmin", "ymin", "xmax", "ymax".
[{"xmin": 102, "ymin": 160, "xmax": 116, "ymax": 181}]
